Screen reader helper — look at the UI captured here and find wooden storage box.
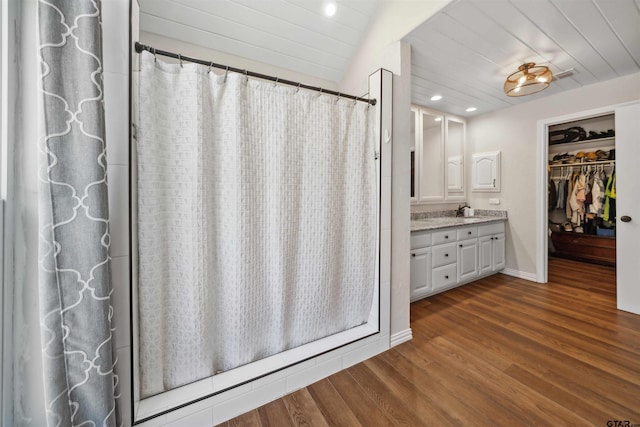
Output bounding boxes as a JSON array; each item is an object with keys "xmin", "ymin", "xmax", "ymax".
[{"xmin": 550, "ymin": 231, "xmax": 616, "ymax": 266}]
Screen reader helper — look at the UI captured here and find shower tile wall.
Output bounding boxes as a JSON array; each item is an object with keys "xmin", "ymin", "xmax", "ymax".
[{"xmin": 103, "ymin": 0, "xmax": 132, "ymax": 425}]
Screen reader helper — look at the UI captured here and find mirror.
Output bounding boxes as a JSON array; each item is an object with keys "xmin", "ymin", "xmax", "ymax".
[
  {"xmin": 410, "ymin": 105, "xmax": 466, "ymax": 204},
  {"xmin": 419, "ymin": 110, "xmax": 444, "ymax": 202}
]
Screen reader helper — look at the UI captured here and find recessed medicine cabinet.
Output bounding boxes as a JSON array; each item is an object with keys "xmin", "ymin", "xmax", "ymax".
[{"xmin": 410, "ymin": 105, "xmax": 466, "ymax": 204}]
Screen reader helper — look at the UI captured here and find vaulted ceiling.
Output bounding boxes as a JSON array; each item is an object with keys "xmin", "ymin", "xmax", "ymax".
[{"xmin": 139, "ymin": 0, "xmax": 640, "ymax": 118}]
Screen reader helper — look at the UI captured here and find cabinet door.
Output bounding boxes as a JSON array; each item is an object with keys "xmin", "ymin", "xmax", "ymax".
[
  {"xmin": 478, "ymin": 235, "xmax": 493, "ymax": 275},
  {"xmin": 446, "ymin": 117, "xmax": 465, "ymax": 200},
  {"xmin": 447, "ymin": 155, "xmax": 463, "ymax": 192},
  {"xmin": 458, "ymin": 239, "xmax": 478, "ymax": 282},
  {"xmin": 492, "ymin": 233, "xmax": 506, "ymax": 271},
  {"xmin": 472, "ymin": 151, "xmax": 500, "ymax": 192},
  {"xmin": 410, "ymin": 247, "xmax": 431, "ymax": 301}
]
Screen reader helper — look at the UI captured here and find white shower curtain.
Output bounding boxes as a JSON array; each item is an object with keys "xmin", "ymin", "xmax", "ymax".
[{"xmin": 137, "ymin": 51, "xmax": 377, "ymax": 398}]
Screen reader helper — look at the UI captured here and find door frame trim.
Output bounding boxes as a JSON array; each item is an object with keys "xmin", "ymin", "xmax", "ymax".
[{"xmin": 535, "ymin": 101, "xmax": 639, "ymax": 284}]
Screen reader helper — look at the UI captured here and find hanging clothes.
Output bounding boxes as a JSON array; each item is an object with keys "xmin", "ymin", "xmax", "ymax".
[
  {"xmin": 570, "ymin": 173, "xmax": 586, "ymax": 225},
  {"xmin": 566, "ymin": 172, "xmax": 577, "ymax": 220},
  {"xmin": 604, "ymin": 172, "xmax": 617, "ymax": 222},
  {"xmin": 589, "ymin": 172, "xmax": 606, "ymax": 215},
  {"xmin": 548, "ymin": 177, "xmax": 557, "ymax": 211},
  {"xmin": 549, "ymin": 160, "xmax": 616, "ymax": 236},
  {"xmin": 556, "ymin": 178, "xmax": 567, "ymax": 209}
]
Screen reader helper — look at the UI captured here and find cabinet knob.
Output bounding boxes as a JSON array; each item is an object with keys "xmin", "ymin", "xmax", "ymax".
[
  {"xmin": 445, "ymin": 236, "xmax": 449, "ymax": 239},
  {"xmin": 445, "ymin": 275, "xmax": 449, "ymax": 279},
  {"xmin": 621, "ymin": 215, "xmax": 632, "ymax": 223},
  {"xmin": 459, "ymin": 244, "xmax": 463, "ymax": 247},
  {"xmin": 468, "ymin": 231, "xmax": 472, "ymax": 235},
  {"xmin": 445, "ymin": 253, "xmax": 449, "ymax": 257},
  {"xmin": 412, "ymin": 253, "xmax": 416, "ymax": 257}
]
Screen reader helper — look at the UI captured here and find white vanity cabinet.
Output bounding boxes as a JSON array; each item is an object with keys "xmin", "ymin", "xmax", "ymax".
[
  {"xmin": 431, "ymin": 241, "xmax": 457, "ymax": 292},
  {"xmin": 410, "ymin": 221, "xmax": 506, "ymax": 301},
  {"xmin": 457, "ymin": 238, "xmax": 479, "ymax": 282},
  {"xmin": 478, "ymin": 222, "xmax": 506, "ymax": 274},
  {"xmin": 410, "ymin": 246, "xmax": 432, "ymax": 299},
  {"xmin": 410, "ymin": 231, "xmax": 432, "ymax": 300}
]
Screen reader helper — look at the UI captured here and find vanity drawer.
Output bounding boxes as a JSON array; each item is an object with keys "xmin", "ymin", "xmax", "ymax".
[
  {"xmin": 432, "ymin": 229, "xmax": 455, "ymax": 245},
  {"xmin": 457, "ymin": 226, "xmax": 478, "ymax": 240},
  {"xmin": 478, "ymin": 221, "xmax": 505, "ymax": 237},
  {"xmin": 411, "ymin": 231, "xmax": 431, "ymax": 249},
  {"xmin": 432, "ymin": 264, "xmax": 457, "ymax": 290},
  {"xmin": 432, "ymin": 242, "xmax": 457, "ymax": 268}
]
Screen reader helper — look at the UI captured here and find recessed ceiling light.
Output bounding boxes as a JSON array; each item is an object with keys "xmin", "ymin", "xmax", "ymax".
[
  {"xmin": 430, "ymin": 95, "xmax": 442, "ymax": 101},
  {"xmin": 466, "ymin": 107, "xmax": 477, "ymax": 112},
  {"xmin": 324, "ymin": 2, "xmax": 337, "ymax": 17}
]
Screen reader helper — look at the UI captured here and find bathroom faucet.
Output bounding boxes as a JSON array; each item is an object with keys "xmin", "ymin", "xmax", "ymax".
[{"xmin": 457, "ymin": 204, "xmax": 470, "ymax": 217}]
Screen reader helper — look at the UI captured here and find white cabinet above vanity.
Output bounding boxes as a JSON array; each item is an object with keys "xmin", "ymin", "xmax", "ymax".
[
  {"xmin": 410, "ymin": 217, "xmax": 506, "ymax": 302},
  {"xmin": 471, "ymin": 151, "xmax": 501, "ymax": 192},
  {"xmin": 410, "ymin": 105, "xmax": 466, "ymax": 204}
]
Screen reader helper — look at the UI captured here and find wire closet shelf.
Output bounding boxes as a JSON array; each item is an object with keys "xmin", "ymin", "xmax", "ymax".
[{"xmin": 134, "ymin": 42, "xmax": 377, "ymax": 106}]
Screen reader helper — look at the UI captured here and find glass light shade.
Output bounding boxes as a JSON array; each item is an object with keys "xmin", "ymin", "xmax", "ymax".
[{"xmin": 504, "ymin": 63, "xmax": 553, "ymax": 97}]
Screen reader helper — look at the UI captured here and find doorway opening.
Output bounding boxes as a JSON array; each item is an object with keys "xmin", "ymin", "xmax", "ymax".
[{"xmin": 537, "ymin": 106, "xmax": 618, "ymax": 290}]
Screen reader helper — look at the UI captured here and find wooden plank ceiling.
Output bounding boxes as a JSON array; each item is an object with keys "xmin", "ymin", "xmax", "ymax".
[
  {"xmin": 138, "ymin": 0, "xmax": 381, "ymax": 82},
  {"xmin": 139, "ymin": 0, "xmax": 640, "ymax": 117},
  {"xmin": 405, "ymin": 0, "xmax": 640, "ymax": 117}
]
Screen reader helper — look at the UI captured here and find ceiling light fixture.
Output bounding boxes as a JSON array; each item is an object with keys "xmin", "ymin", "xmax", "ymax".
[
  {"xmin": 466, "ymin": 107, "xmax": 477, "ymax": 112},
  {"xmin": 324, "ymin": 2, "xmax": 337, "ymax": 17},
  {"xmin": 504, "ymin": 62, "xmax": 553, "ymax": 97},
  {"xmin": 430, "ymin": 95, "xmax": 443, "ymax": 101}
]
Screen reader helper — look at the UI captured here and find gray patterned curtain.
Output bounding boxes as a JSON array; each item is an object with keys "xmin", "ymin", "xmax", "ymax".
[{"xmin": 38, "ymin": 1, "xmax": 121, "ymax": 426}]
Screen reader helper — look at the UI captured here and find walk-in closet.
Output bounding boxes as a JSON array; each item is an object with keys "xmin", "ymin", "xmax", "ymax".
[{"xmin": 548, "ymin": 114, "xmax": 616, "ymax": 266}]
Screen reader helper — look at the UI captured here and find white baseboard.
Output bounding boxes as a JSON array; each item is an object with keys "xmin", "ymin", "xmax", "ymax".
[
  {"xmin": 501, "ymin": 268, "xmax": 538, "ymax": 282},
  {"xmin": 390, "ymin": 328, "xmax": 412, "ymax": 347}
]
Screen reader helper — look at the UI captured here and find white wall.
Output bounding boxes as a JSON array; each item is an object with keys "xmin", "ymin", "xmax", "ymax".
[
  {"xmin": 339, "ymin": 0, "xmax": 452, "ymax": 96},
  {"xmin": 341, "ymin": 39, "xmax": 413, "ymax": 340},
  {"xmin": 466, "ymin": 72, "xmax": 640, "ymax": 278},
  {"xmin": 9, "ymin": 0, "xmax": 46, "ymax": 424},
  {"xmin": 338, "ymin": 1, "xmax": 452, "ymax": 339},
  {"xmin": 103, "ymin": 0, "xmax": 133, "ymax": 425},
  {"xmin": 388, "ymin": 41, "xmax": 414, "ymax": 342},
  {"xmin": 343, "ymin": 38, "xmax": 414, "ymax": 340}
]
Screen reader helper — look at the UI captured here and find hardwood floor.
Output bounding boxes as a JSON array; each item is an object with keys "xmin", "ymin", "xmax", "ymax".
[{"xmin": 219, "ymin": 258, "xmax": 640, "ymax": 426}]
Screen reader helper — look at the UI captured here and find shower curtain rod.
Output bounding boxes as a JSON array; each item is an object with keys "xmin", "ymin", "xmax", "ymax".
[{"xmin": 135, "ymin": 42, "xmax": 377, "ymax": 106}]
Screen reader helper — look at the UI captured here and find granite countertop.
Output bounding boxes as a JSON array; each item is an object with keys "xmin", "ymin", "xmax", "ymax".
[{"xmin": 410, "ymin": 209, "xmax": 507, "ymax": 232}]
